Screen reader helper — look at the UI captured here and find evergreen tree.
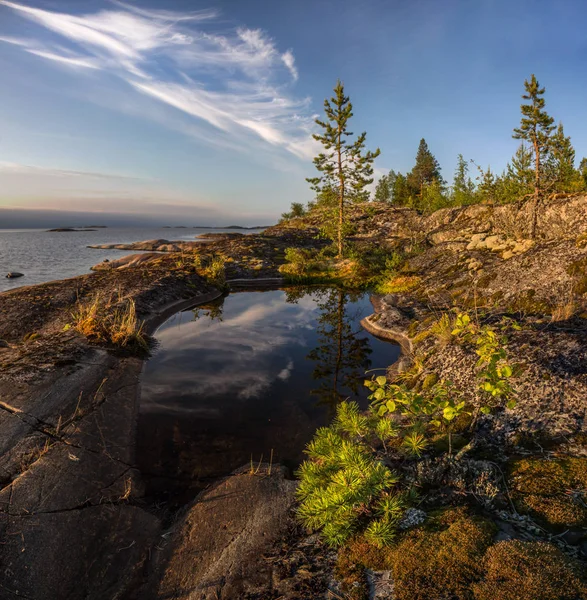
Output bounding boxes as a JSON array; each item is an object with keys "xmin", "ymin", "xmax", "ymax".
[
  {"xmin": 498, "ymin": 144, "xmax": 534, "ymax": 203},
  {"xmin": 375, "ymin": 173, "xmax": 391, "ymax": 203},
  {"xmin": 280, "ymin": 201, "xmax": 307, "ymax": 221},
  {"xmin": 452, "ymin": 154, "xmax": 476, "ymax": 206},
  {"xmin": 512, "ymin": 74, "xmax": 555, "ymax": 197},
  {"xmin": 391, "ymin": 173, "xmax": 411, "ymax": 206},
  {"xmin": 407, "ymin": 139, "xmax": 443, "ymax": 197},
  {"xmin": 477, "ymin": 166, "xmax": 498, "ymax": 204},
  {"xmin": 546, "ymin": 123, "xmax": 579, "ymax": 192},
  {"xmin": 307, "ymin": 81, "xmax": 380, "ymax": 257},
  {"xmin": 579, "ymin": 158, "xmax": 587, "ymax": 190}
]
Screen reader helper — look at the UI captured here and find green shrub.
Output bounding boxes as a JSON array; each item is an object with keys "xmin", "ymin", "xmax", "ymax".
[{"xmin": 296, "ymin": 402, "xmax": 406, "ymax": 548}]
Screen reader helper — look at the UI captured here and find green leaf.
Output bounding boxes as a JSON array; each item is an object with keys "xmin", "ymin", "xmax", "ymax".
[
  {"xmin": 376, "ymin": 376, "xmax": 387, "ymax": 386},
  {"xmin": 443, "ymin": 407, "xmax": 456, "ymax": 421},
  {"xmin": 374, "ymin": 388, "xmax": 386, "ymax": 400},
  {"xmin": 386, "ymin": 400, "xmax": 396, "ymax": 412},
  {"xmin": 506, "ymin": 400, "xmax": 517, "ymax": 409},
  {"xmin": 480, "ymin": 406, "xmax": 491, "ymax": 414}
]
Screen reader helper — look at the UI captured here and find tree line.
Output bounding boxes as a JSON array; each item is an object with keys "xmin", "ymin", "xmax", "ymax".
[{"xmin": 282, "ymin": 74, "xmax": 587, "ymax": 254}]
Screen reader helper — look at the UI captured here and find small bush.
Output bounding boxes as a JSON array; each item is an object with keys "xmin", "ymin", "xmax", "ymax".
[
  {"xmin": 283, "ymin": 247, "xmax": 317, "ymax": 275},
  {"xmin": 296, "ymin": 402, "xmax": 406, "ymax": 548},
  {"xmin": 473, "ymin": 540, "xmax": 587, "ymax": 600},
  {"xmin": 194, "ymin": 254, "xmax": 226, "ymax": 288}
]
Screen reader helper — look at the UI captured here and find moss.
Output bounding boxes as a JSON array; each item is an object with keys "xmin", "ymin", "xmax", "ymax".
[
  {"xmin": 508, "ymin": 457, "xmax": 587, "ymax": 528},
  {"xmin": 335, "ymin": 537, "xmax": 391, "ymax": 600},
  {"xmin": 390, "ymin": 507, "xmax": 496, "ymax": 600},
  {"xmin": 476, "ymin": 273, "xmax": 495, "ymax": 289},
  {"xmin": 375, "ymin": 275, "xmax": 421, "ymax": 294},
  {"xmin": 575, "ymin": 233, "xmax": 587, "ymax": 249},
  {"xmin": 473, "ymin": 540, "xmax": 587, "ymax": 600},
  {"xmin": 421, "ymin": 373, "xmax": 439, "ymax": 390},
  {"xmin": 506, "ymin": 289, "xmax": 551, "ymax": 315},
  {"xmin": 335, "ymin": 507, "xmax": 496, "ymax": 600}
]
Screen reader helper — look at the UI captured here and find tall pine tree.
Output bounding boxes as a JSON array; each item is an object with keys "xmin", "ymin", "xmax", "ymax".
[
  {"xmin": 512, "ymin": 74, "xmax": 555, "ymax": 237},
  {"xmin": 406, "ymin": 138, "xmax": 443, "ymax": 210},
  {"xmin": 512, "ymin": 74, "xmax": 555, "ymax": 197},
  {"xmin": 307, "ymin": 81, "xmax": 380, "ymax": 257}
]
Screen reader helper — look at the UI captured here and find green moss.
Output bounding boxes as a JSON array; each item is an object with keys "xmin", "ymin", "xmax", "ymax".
[
  {"xmin": 473, "ymin": 540, "xmax": 587, "ymax": 600},
  {"xmin": 375, "ymin": 275, "xmax": 421, "ymax": 294},
  {"xmin": 506, "ymin": 289, "xmax": 551, "ymax": 315},
  {"xmin": 421, "ymin": 373, "xmax": 439, "ymax": 390},
  {"xmin": 389, "ymin": 507, "xmax": 496, "ymax": 600},
  {"xmin": 575, "ymin": 234, "xmax": 587, "ymax": 249},
  {"xmin": 508, "ymin": 457, "xmax": 587, "ymax": 528},
  {"xmin": 335, "ymin": 507, "xmax": 496, "ymax": 600}
]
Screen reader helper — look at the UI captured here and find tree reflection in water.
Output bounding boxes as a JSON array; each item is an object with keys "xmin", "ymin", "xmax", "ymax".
[{"xmin": 286, "ymin": 286, "xmax": 373, "ymax": 412}]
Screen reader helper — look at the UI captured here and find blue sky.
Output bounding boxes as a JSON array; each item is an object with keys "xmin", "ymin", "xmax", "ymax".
[{"xmin": 0, "ymin": 0, "xmax": 586, "ymax": 226}]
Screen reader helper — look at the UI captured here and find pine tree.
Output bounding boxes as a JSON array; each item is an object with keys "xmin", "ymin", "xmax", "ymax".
[
  {"xmin": 407, "ymin": 139, "xmax": 442, "ymax": 196},
  {"xmin": 499, "ymin": 144, "xmax": 534, "ymax": 203},
  {"xmin": 391, "ymin": 173, "xmax": 411, "ymax": 206},
  {"xmin": 546, "ymin": 123, "xmax": 578, "ymax": 193},
  {"xmin": 513, "ymin": 74, "xmax": 555, "ymax": 197},
  {"xmin": 452, "ymin": 154, "xmax": 476, "ymax": 206},
  {"xmin": 307, "ymin": 81, "xmax": 380, "ymax": 257},
  {"xmin": 375, "ymin": 173, "xmax": 391, "ymax": 202},
  {"xmin": 579, "ymin": 158, "xmax": 587, "ymax": 190}
]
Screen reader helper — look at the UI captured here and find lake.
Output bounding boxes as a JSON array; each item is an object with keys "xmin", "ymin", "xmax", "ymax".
[{"xmin": 137, "ymin": 287, "xmax": 400, "ymax": 507}]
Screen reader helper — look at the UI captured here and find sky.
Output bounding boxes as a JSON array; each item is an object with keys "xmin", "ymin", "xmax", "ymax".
[{"xmin": 0, "ymin": 0, "xmax": 586, "ymax": 226}]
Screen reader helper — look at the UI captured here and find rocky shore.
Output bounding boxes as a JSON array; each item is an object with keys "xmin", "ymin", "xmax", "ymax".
[{"xmin": 1, "ymin": 195, "xmax": 586, "ymax": 599}]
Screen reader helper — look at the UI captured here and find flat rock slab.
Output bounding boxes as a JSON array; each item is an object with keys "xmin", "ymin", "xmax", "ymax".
[
  {"xmin": 1, "ymin": 505, "xmax": 159, "ymax": 600},
  {"xmin": 148, "ymin": 466, "xmax": 297, "ymax": 600}
]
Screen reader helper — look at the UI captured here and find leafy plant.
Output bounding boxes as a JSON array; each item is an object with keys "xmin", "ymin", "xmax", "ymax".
[
  {"xmin": 366, "ymin": 377, "xmax": 467, "ymax": 456},
  {"xmin": 450, "ymin": 313, "xmax": 519, "ymax": 413}
]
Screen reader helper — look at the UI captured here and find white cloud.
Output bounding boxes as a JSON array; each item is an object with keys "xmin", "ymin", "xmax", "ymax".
[
  {"xmin": 281, "ymin": 50, "xmax": 298, "ymax": 81},
  {"xmin": 0, "ymin": 1, "xmax": 314, "ymax": 159}
]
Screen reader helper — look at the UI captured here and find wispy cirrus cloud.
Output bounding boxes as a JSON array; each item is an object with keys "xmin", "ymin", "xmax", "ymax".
[{"xmin": 0, "ymin": 1, "xmax": 316, "ymax": 159}]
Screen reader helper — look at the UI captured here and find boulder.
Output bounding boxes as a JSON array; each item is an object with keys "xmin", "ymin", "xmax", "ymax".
[{"xmin": 146, "ymin": 465, "xmax": 297, "ymax": 599}]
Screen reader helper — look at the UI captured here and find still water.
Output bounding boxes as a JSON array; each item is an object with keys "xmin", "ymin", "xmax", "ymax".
[{"xmin": 137, "ymin": 287, "xmax": 400, "ymax": 505}]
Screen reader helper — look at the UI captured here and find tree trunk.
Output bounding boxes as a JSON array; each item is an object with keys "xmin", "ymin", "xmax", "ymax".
[
  {"xmin": 531, "ymin": 136, "xmax": 541, "ymax": 239},
  {"xmin": 337, "ymin": 125, "xmax": 344, "ymax": 258}
]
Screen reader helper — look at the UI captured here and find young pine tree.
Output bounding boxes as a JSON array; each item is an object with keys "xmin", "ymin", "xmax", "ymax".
[
  {"xmin": 375, "ymin": 172, "xmax": 391, "ymax": 203},
  {"xmin": 307, "ymin": 81, "xmax": 380, "ymax": 257},
  {"xmin": 452, "ymin": 154, "xmax": 476, "ymax": 206}
]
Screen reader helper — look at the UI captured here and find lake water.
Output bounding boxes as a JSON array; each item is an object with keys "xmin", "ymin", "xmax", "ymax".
[
  {"xmin": 137, "ymin": 288, "xmax": 400, "ymax": 506},
  {"xmin": 0, "ymin": 227, "xmax": 262, "ymax": 292}
]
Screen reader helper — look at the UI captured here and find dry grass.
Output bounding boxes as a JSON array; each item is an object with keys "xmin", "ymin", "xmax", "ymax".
[{"xmin": 72, "ymin": 294, "xmax": 147, "ymax": 351}]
